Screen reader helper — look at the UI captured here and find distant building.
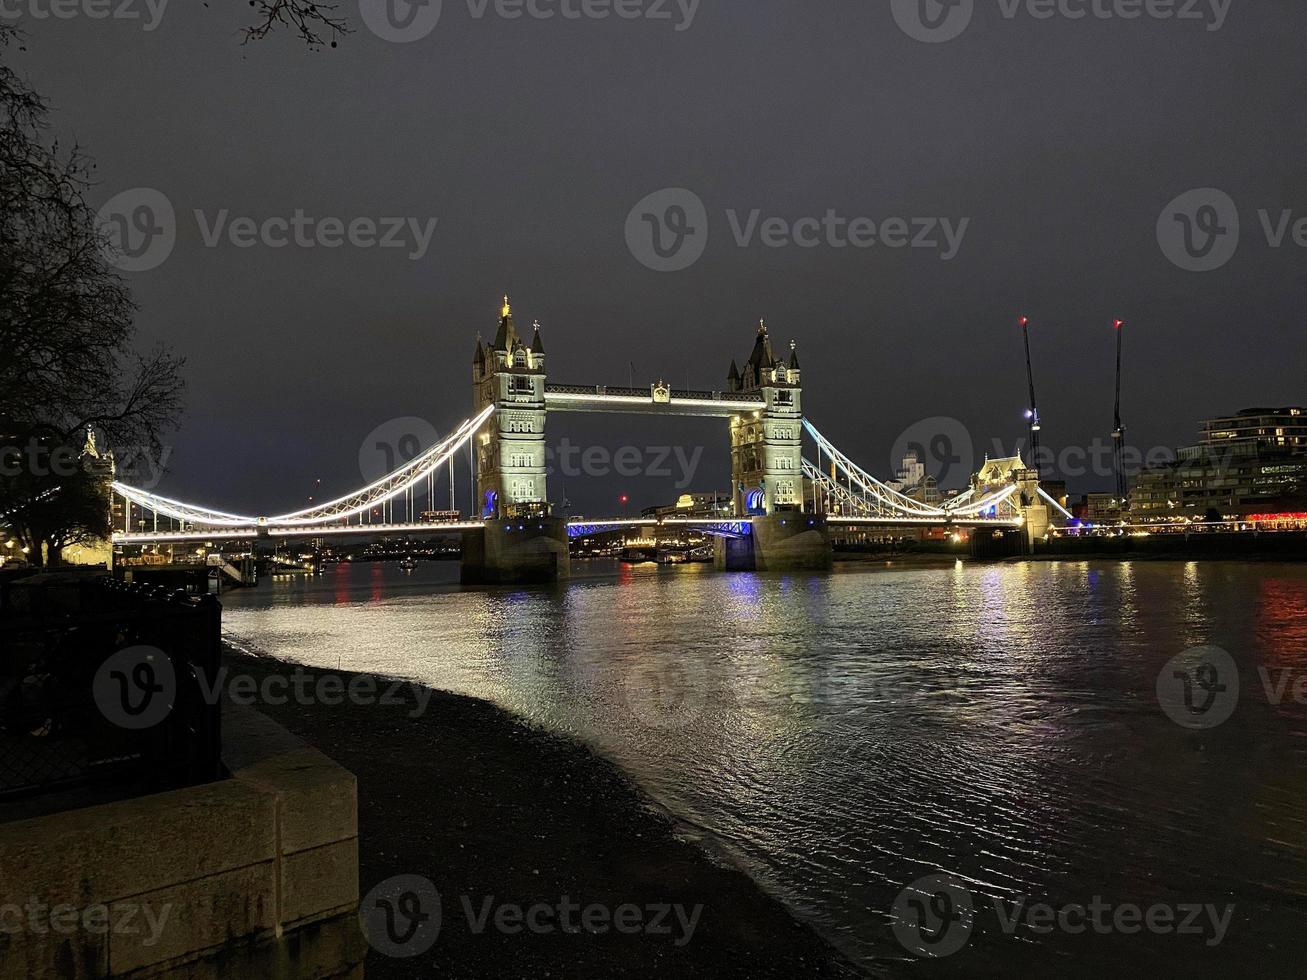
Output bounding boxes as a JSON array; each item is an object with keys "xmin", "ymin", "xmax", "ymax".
[
  {"xmin": 1199, "ymin": 407, "xmax": 1307, "ymax": 454},
  {"xmin": 1084, "ymin": 492, "xmax": 1125, "ymax": 523},
  {"xmin": 1130, "ymin": 406, "xmax": 1307, "ymax": 521},
  {"xmin": 886, "ymin": 451, "xmax": 941, "ymax": 505}
]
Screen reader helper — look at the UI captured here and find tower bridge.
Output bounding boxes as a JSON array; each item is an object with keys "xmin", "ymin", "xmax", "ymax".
[{"xmin": 110, "ymin": 298, "xmax": 1068, "ymax": 583}]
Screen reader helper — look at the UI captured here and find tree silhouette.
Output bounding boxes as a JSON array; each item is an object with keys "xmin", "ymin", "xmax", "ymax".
[
  {"xmin": 243, "ymin": 0, "xmax": 351, "ymax": 48},
  {"xmin": 1, "ymin": 25, "xmax": 185, "ymax": 566}
]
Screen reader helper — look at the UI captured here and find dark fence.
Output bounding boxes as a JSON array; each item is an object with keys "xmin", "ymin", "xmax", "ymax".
[{"xmin": 0, "ymin": 577, "xmax": 223, "ymax": 802}]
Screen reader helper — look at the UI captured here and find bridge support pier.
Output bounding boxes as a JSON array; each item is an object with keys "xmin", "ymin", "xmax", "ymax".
[
  {"xmin": 460, "ymin": 517, "xmax": 571, "ymax": 586},
  {"xmin": 714, "ymin": 514, "xmax": 832, "ymax": 572}
]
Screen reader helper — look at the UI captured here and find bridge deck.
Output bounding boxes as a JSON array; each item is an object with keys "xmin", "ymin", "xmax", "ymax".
[
  {"xmin": 544, "ymin": 384, "xmax": 765, "ymax": 417},
  {"xmin": 112, "ymin": 512, "xmax": 1027, "ymax": 546}
]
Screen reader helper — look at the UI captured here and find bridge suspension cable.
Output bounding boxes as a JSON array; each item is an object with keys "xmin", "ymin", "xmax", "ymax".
[
  {"xmin": 802, "ymin": 419, "xmax": 948, "ymax": 518},
  {"xmin": 265, "ymin": 405, "xmax": 493, "ymax": 526},
  {"xmin": 112, "ymin": 404, "xmax": 495, "ymax": 532}
]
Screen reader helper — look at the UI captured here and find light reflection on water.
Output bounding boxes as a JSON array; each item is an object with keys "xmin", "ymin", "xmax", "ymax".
[{"xmin": 223, "ymin": 560, "xmax": 1307, "ymax": 975}]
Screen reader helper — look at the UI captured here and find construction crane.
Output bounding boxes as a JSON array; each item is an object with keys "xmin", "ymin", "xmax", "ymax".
[
  {"xmin": 1112, "ymin": 319, "xmax": 1127, "ymax": 503},
  {"xmin": 1019, "ymin": 316, "xmax": 1042, "ymax": 478}
]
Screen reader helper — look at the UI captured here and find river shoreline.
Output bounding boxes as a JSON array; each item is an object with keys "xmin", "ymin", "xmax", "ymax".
[{"xmin": 221, "ymin": 646, "xmax": 864, "ymax": 979}]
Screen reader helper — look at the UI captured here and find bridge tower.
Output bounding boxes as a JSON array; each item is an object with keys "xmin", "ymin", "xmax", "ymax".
[
  {"xmin": 727, "ymin": 321, "xmax": 806, "ymax": 517},
  {"xmin": 720, "ymin": 321, "xmax": 831, "ymax": 571},
  {"xmin": 472, "ymin": 297, "xmax": 550, "ymax": 518},
  {"xmin": 464, "ymin": 297, "xmax": 570, "ymax": 584}
]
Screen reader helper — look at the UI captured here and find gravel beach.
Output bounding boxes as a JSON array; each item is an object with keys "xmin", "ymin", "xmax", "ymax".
[{"xmin": 223, "ymin": 648, "xmax": 863, "ymax": 979}]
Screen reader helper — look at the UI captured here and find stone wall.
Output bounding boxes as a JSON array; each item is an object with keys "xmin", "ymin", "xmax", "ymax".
[{"xmin": 0, "ymin": 705, "xmax": 365, "ymax": 979}]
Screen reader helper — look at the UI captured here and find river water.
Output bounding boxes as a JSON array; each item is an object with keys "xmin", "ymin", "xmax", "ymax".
[{"xmin": 221, "ymin": 559, "xmax": 1307, "ymax": 976}]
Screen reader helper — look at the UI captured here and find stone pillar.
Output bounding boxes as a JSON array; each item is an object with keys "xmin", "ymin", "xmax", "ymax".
[
  {"xmin": 713, "ymin": 514, "xmax": 832, "ymax": 572},
  {"xmin": 1016, "ymin": 469, "xmax": 1050, "ymax": 551},
  {"xmin": 460, "ymin": 517, "xmax": 571, "ymax": 585}
]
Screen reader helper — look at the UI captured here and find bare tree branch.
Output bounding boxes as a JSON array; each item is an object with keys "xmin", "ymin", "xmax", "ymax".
[{"xmin": 242, "ymin": 0, "xmax": 351, "ymax": 47}]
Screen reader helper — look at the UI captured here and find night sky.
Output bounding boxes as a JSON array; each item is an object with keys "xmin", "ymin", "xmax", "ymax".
[{"xmin": 9, "ymin": 1, "xmax": 1306, "ymax": 516}]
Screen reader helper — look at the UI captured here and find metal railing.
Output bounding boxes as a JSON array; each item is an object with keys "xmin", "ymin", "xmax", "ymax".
[{"xmin": 0, "ymin": 578, "xmax": 223, "ymax": 802}]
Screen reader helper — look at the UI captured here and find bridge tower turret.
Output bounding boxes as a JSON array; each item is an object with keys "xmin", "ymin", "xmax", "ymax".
[
  {"xmin": 472, "ymin": 297, "xmax": 550, "ymax": 519},
  {"xmin": 727, "ymin": 320, "xmax": 805, "ymax": 517}
]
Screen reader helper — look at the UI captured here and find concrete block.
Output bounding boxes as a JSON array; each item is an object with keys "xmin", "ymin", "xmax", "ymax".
[
  {"xmin": 230, "ymin": 748, "xmax": 357, "ymax": 856},
  {"xmin": 0, "ymin": 780, "xmax": 276, "ymax": 910},
  {"xmin": 281, "ymin": 839, "xmax": 359, "ymax": 928},
  {"xmin": 0, "ymin": 921, "xmax": 106, "ymax": 980},
  {"xmin": 106, "ymin": 862, "xmax": 277, "ymax": 974}
]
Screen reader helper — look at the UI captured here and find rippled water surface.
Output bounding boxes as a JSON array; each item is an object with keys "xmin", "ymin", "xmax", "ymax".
[{"xmin": 222, "ymin": 559, "xmax": 1307, "ymax": 975}]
